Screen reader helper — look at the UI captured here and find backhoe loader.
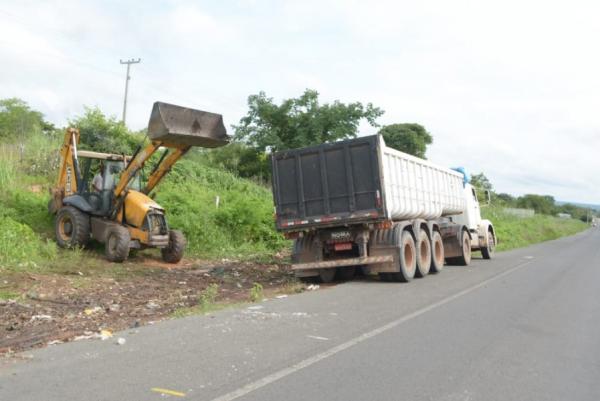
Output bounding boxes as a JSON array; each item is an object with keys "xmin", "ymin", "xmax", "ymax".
[{"xmin": 48, "ymin": 101, "xmax": 229, "ymax": 262}]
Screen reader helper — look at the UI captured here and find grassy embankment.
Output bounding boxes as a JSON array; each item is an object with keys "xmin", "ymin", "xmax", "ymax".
[
  {"xmin": 0, "ymin": 134, "xmax": 287, "ymax": 273},
  {"xmin": 482, "ymin": 207, "xmax": 588, "ymax": 251}
]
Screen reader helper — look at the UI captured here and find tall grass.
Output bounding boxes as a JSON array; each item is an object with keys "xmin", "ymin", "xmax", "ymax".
[{"xmin": 482, "ymin": 207, "xmax": 587, "ymax": 251}]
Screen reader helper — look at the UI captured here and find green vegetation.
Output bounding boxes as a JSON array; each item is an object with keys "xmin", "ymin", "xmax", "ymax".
[
  {"xmin": 483, "ymin": 207, "xmax": 588, "ymax": 251},
  {"xmin": 378, "ymin": 123, "xmax": 433, "ymax": 158}
]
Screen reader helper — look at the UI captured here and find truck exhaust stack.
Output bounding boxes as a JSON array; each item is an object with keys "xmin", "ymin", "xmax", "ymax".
[{"xmin": 147, "ymin": 101, "xmax": 229, "ymax": 148}]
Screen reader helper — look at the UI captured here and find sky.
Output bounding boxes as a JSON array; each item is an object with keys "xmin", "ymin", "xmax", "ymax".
[{"xmin": 1, "ymin": 0, "xmax": 599, "ymax": 204}]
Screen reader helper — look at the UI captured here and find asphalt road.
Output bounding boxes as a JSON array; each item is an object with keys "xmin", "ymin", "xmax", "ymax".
[{"xmin": 2, "ymin": 228, "xmax": 599, "ymax": 401}]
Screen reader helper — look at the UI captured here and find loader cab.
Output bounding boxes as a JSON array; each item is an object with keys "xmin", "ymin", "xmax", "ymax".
[{"xmin": 76, "ymin": 151, "xmax": 140, "ymax": 216}]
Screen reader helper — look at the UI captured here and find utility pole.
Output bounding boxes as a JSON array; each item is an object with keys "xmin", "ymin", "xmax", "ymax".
[{"xmin": 119, "ymin": 58, "xmax": 141, "ymax": 125}]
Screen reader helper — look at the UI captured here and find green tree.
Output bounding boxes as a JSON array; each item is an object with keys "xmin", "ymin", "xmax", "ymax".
[
  {"xmin": 68, "ymin": 107, "xmax": 142, "ymax": 154},
  {"xmin": 377, "ymin": 123, "xmax": 432, "ymax": 158},
  {"xmin": 517, "ymin": 194, "xmax": 557, "ymax": 215},
  {"xmin": 470, "ymin": 172, "xmax": 493, "ymax": 191},
  {"xmin": 234, "ymin": 89, "xmax": 383, "ymax": 152},
  {"xmin": 0, "ymin": 98, "xmax": 54, "ymax": 141}
]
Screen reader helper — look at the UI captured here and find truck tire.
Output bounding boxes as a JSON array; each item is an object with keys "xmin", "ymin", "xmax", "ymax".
[
  {"xmin": 336, "ymin": 266, "xmax": 356, "ymax": 281},
  {"xmin": 481, "ymin": 229, "xmax": 495, "ymax": 260},
  {"xmin": 105, "ymin": 225, "xmax": 130, "ymax": 263},
  {"xmin": 389, "ymin": 230, "xmax": 416, "ymax": 282},
  {"xmin": 455, "ymin": 229, "xmax": 472, "ymax": 266},
  {"xmin": 55, "ymin": 206, "xmax": 90, "ymax": 248},
  {"xmin": 161, "ymin": 230, "xmax": 186, "ymax": 263},
  {"xmin": 415, "ymin": 230, "xmax": 431, "ymax": 278},
  {"xmin": 318, "ymin": 269, "xmax": 336, "ymax": 283},
  {"xmin": 429, "ymin": 231, "xmax": 445, "ymax": 273}
]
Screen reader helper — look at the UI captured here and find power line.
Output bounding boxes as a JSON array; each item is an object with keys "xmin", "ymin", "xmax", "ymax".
[{"xmin": 119, "ymin": 58, "xmax": 141, "ymax": 125}]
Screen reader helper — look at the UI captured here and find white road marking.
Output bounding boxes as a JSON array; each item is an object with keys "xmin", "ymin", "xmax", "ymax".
[
  {"xmin": 210, "ymin": 260, "xmax": 533, "ymax": 401},
  {"xmin": 307, "ymin": 335, "xmax": 329, "ymax": 341}
]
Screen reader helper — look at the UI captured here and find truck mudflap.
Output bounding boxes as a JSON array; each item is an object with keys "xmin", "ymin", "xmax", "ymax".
[{"xmin": 292, "ymin": 255, "xmax": 394, "ymax": 271}]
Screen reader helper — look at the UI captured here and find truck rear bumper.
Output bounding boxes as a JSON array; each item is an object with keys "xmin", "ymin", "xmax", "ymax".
[{"xmin": 292, "ymin": 255, "xmax": 394, "ymax": 271}]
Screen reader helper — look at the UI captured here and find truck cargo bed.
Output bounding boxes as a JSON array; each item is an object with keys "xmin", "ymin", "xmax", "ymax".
[{"xmin": 271, "ymin": 136, "xmax": 385, "ymax": 231}]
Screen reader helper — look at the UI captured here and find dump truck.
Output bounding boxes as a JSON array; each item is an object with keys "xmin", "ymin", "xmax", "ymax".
[
  {"xmin": 271, "ymin": 135, "xmax": 496, "ymax": 282},
  {"xmin": 48, "ymin": 101, "xmax": 229, "ymax": 262}
]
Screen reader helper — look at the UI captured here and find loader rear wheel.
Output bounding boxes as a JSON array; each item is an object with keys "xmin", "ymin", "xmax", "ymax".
[
  {"xmin": 429, "ymin": 231, "xmax": 445, "ymax": 274},
  {"xmin": 105, "ymin": 226, "xmax": 130, "ymax": 263},
  {"xmin": 415, "ymin": 231, "xmax": 431, "ymax": 278},
  {"xmin": 481, "ymin": 229, "xmax": 495, "ymax": 260},
  {"xmin": 388, "ymin": 230, "xmax": 416, "ymax": 282},
  {"xmin": 55, "ymin": 206, "xmax": 90, "ymax": 248},
  {"xmin": 161, "ymin": 230, "xmax": 186, "ymax": 263}
]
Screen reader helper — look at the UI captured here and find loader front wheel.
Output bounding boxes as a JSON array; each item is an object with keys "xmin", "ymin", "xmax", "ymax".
[
  {"xmin": 55, "ymin": 206, "xmax": 90, "ymax": 248},
  {"xmin": 105, "ymin": 226, "xmax": 130, "ymax": 263},
  {"xmin": 161, "ymin": 230, "xmax": 186, "ymax": 263}
]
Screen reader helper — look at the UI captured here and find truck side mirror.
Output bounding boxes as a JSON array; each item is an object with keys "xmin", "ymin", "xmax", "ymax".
[{"xmin": 484, "ymin": 190, "xmax": 492, "ymax": 205}]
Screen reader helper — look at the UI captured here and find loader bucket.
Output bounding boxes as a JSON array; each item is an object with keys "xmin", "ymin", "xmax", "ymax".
[{"xmin": 147, "ymin": 101, "xmax": 229, "ymax": 148}]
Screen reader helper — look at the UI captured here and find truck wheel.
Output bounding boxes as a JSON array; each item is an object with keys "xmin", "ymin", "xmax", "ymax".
[
  {"xmin": 389, "ymin": 230, "xmax": 416, "ymax": 282},
  {"xmin": 481, "ymin": 229, "xmax": 495, "ymax": 260},
  {"xmin": 429, "ymin": 231, "xmax": 445, "ymax": 273},
  {"xmin": 161, "ymin": 230, "xmax": 186, "ymax": 263},
  {"xmin": 336, "ymin": 266, "xmax": 356, "ymax": 281},
  {"xmin": 105, "ymin": 225, "xmax": 130, "ymax": 263},
  {"xmin": 55, "ymin": 206, "xmax": 90, "ymax": 248},
  {"xmin": 456, "ymin": 230, "xmax": 472, "ymax": 266},
  {"xmin": 415, "ymin": 231, "xmax": 431, "ymax": 278},
  {"xmin": 318, "ymin": 269, "xmax": 336, "ymax": 283}
]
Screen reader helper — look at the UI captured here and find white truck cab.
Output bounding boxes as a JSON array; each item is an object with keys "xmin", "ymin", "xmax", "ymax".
[{"xmin": 452, "ymin": 182, "xmax": 496, "ymax": 258}]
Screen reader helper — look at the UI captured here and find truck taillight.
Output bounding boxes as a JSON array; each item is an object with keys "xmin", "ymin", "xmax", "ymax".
[
  {"xmin": 375, "ymin": 190, "xmax": 382, "ymax": 208},
  {"xmin": 376, "ymin": 220, "xmax": 393, "ymax": 230}
]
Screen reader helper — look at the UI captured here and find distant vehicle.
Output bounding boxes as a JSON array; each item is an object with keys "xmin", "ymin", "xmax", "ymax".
[{"xmin": 270, "ymin": 135, "xmax": 496, "ymax": 283}]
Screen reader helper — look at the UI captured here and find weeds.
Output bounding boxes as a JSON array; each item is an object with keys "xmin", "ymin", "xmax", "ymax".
[
  {"xmin": 249, "ymin": 282, "xmax": 263, "ymax": 302},
  {"xmin": 199, "ymin": 283, "xmax": 219, "ymax": 312}
]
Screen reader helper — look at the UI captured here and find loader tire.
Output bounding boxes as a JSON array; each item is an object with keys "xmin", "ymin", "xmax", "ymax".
[
  {"xmin": 481, "ymin": 229, "xmax": 495, "ymax": 260},
  {"xmin": 415, "ymin": 230, "xmax": 431, "ymax": 278},
  {"xmin": 161, "ymin": 230, "xmax": 186, "ymax": 263},
  {"xmin": 429, "ymin": 231, "xmax": 445, "ymax": 274},
  {"xmin": 388, "ymin": 230, "xmax": 416, "ymax": 282},
  {"xmin": 105, "ymin": 225, "xmax": 130, "ymax": 263},
  {"xmin": 55, "ymin": 206, "xmax": 90, "ymax": 248}
]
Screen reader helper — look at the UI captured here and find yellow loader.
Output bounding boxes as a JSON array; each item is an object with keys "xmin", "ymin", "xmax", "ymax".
[{"xmin": 48, "ymin": 102, "xmax": 229, "ymax": 262}]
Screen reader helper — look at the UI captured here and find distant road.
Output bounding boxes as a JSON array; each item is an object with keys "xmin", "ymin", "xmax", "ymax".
[{"xmin": 2, "ymin": 229, "xmax": 599, "ymax": 401}]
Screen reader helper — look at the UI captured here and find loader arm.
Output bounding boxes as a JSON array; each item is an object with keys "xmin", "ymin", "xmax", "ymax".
[
  {"xmin": 113, "ymin": 141, "xmax": 161, "ymax": 198},
  {"xmin": 143, "ymin": 145, "xmax": 190, "ymax": 194},
  {"xmin": 56, "ymin": 127, "xmax": 81, "ymax": 196}
]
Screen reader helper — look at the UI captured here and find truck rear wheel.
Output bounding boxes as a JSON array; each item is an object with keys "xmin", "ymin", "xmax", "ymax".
[
  {"xmin": 318, "ymin": 269, "xmax": 336, "ymax": 283},
  {"xmin": 429, "ymin": 231, "xmax": 445, "ymax": 273},
  {"xmin": 105, "ymin": 225, "xmax": 130, "ymax": 263},
  {"xmin": 336, "ymin": 266, "xmax": 356, "ymax": 281},
  {"xmin": 481, "ymin": 229, "xmax": 495, "ymax": 260},
  {"xmin": 161, "ymin": 230, "xmax": 186, "ymax": 263},
  {"xmin": 55, "ymin": 206, "xmax": 90, "ymax": 248},
  {"xmin": 389, "ymin": 230, "xmax": 416, "ymax": 282},
  {"xmin": 415, "ymin": 231, "xmax": 431, "ymax": 278}
]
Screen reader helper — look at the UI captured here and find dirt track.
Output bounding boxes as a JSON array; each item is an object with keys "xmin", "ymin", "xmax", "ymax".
[{"xmin": 0, "ymin": 259, "xmax": 296, "ymax": 354}]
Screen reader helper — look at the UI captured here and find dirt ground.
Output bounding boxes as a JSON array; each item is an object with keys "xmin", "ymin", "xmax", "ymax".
[{"xmin": 0, "ymin": 256, "xmax": 301, "ymax": 355}]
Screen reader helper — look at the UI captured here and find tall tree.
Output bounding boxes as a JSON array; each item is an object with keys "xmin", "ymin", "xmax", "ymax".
[
  {"xmin": 68, "ymin": 107, "xmax": 142, "ymax": 154},
  {"xmin": 377, "ymin": 123, "xmax": 432, "ymax": 158},
  {"xmin": 0, "ymin": 98, "xmax": 54, "ymax": 141},
  {"xmin": 234, "ymin": 89, "xmax": 383, "ymax": 152},
  {"xmin": 470, "ymin": 172, "xmax": 493, "ymax": 191}
]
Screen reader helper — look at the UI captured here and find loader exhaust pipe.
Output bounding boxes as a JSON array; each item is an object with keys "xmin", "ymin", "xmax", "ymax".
[{"xmin": 147, "ymin": 101, "xmax": 229, "ymax": 148}]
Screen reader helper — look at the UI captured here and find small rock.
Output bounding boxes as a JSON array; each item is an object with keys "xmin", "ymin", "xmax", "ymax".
[
  {"xmin": 307, "ymin": 284, "xmax": 320, "ymax": 291},
  {"xmin": 247, "ymin": 305, "xmax": 264, "ymax": 310},
  {"xmin": 275, "ymin": 295, "xmax": 288, "ymax": 299},
  {"xmin": 30, "ymin": 314, "xmax": 52, "ymax": 322},
  {"xmin": 130, "ymin": 320, "xmax": 140, "ymax": 328},
  {"xmin": 146, "ymin": 301, "xmax": 159, "ymax": 309},
  {"xmin": 109, "ymin": 304, "xmax": 121, "ymax": 312},
  {"xmin": 116, "ymin": 337, "xmax": 126, "ymax": 345}
]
